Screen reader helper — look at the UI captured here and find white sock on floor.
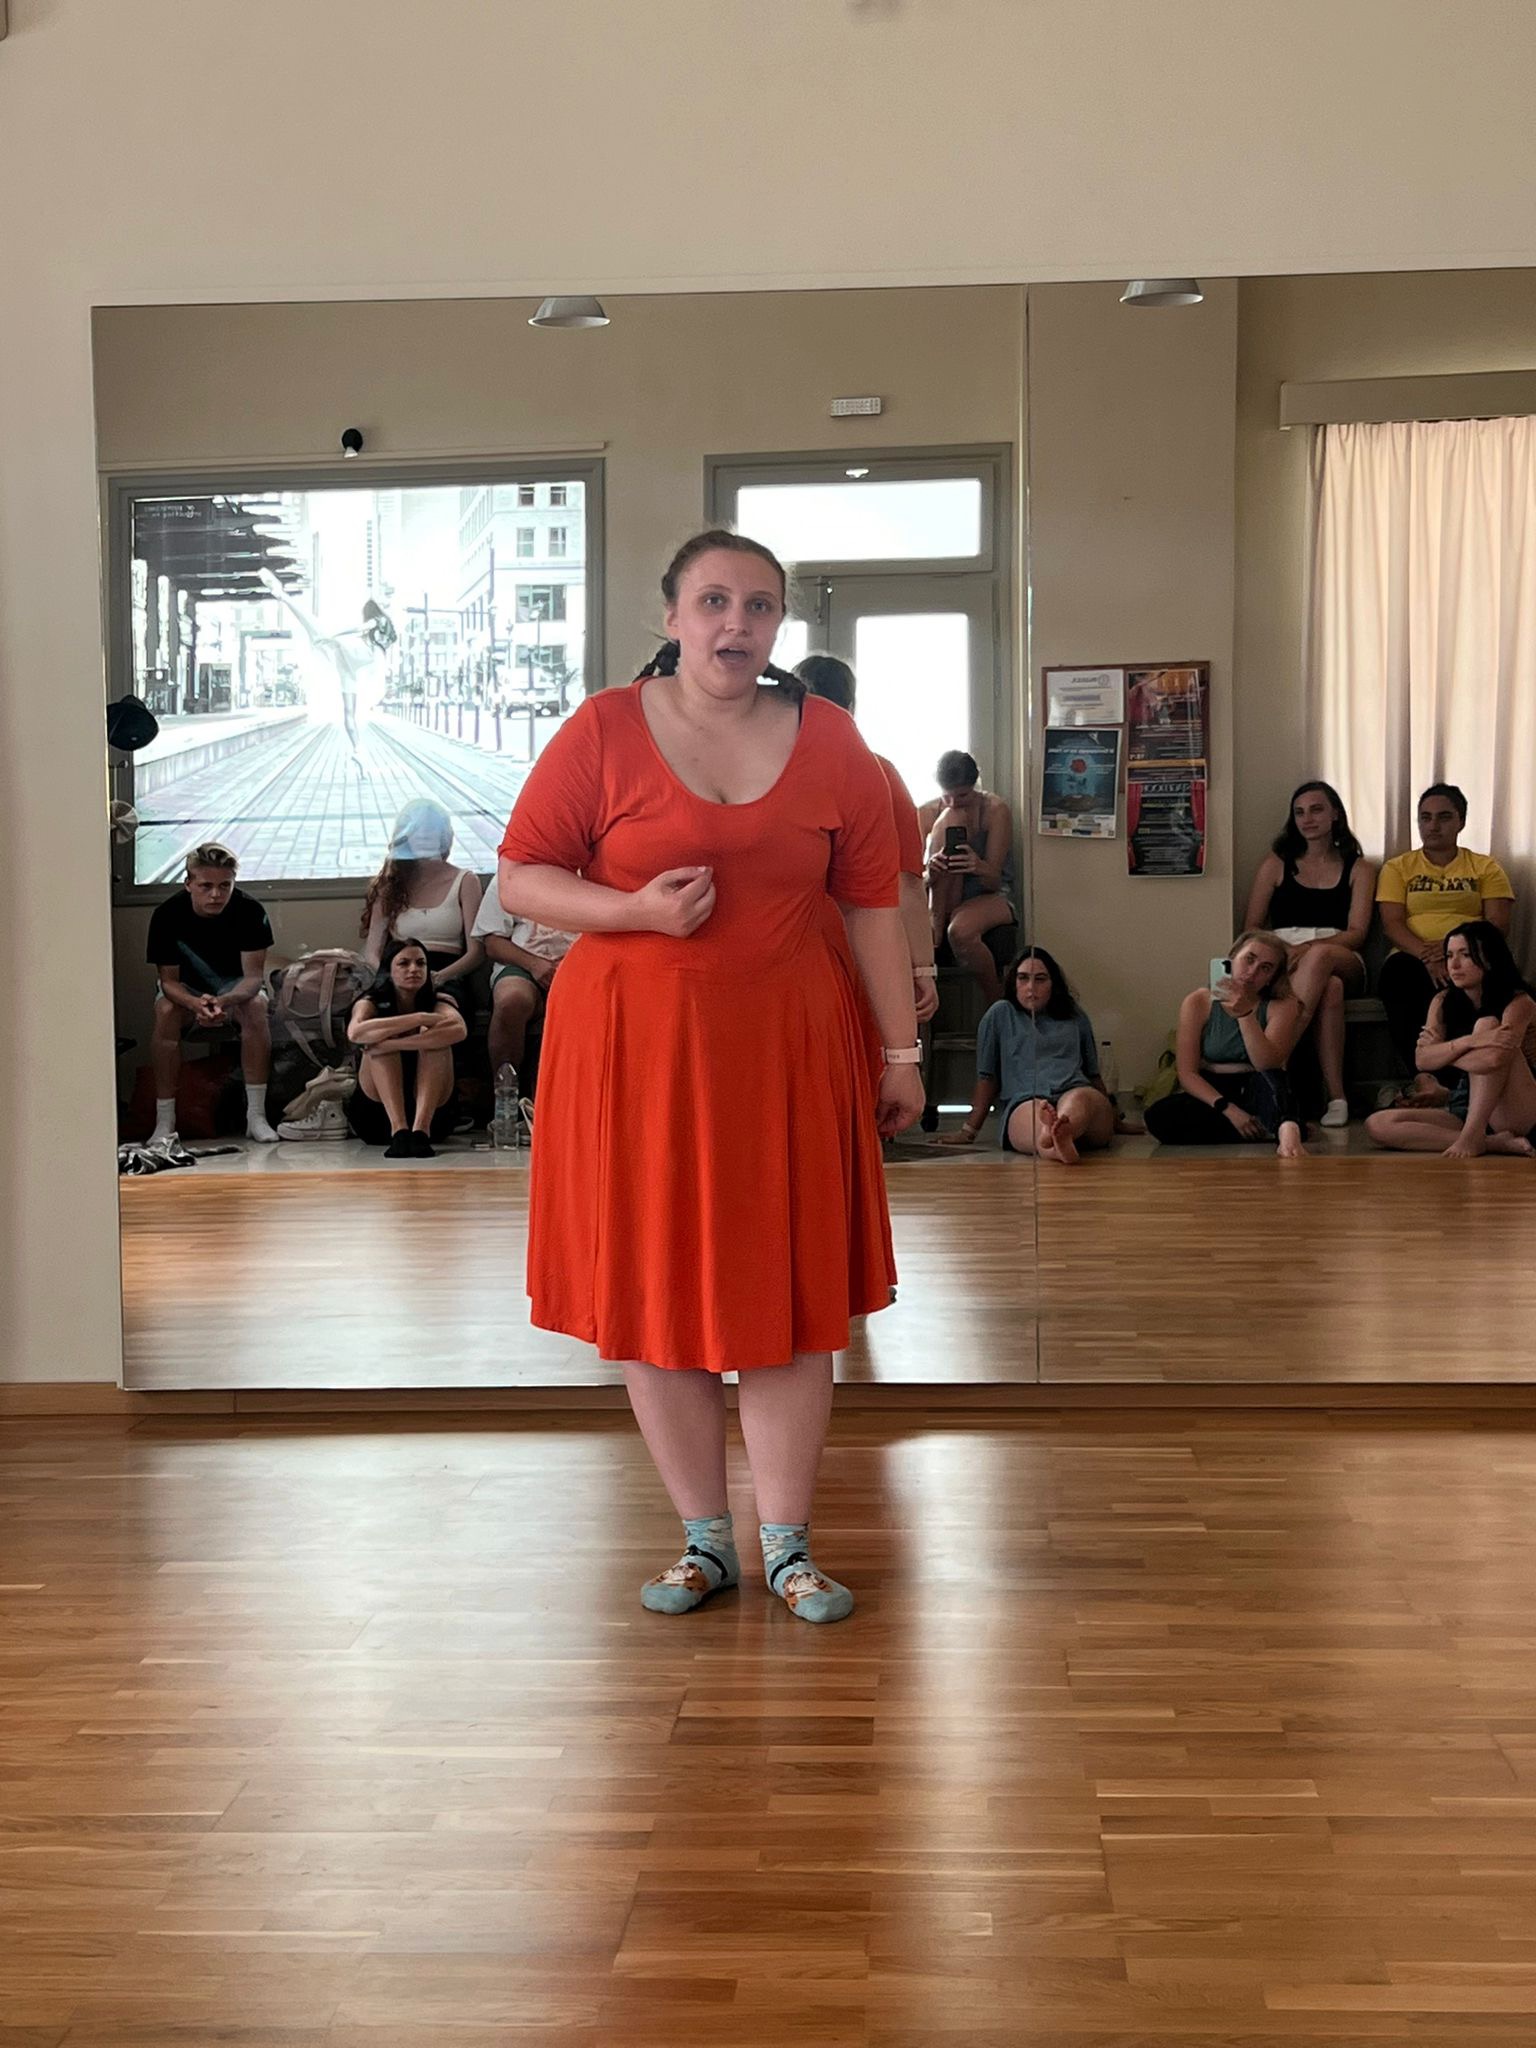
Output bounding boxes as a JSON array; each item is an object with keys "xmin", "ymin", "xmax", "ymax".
[
  {"xmin": 246, "ymin": 1084, "xmax": 278, "ymax": 1142},
  {"xmin": 152, "ymin": 1098, "xmax": 177, "ymax": 1141}
]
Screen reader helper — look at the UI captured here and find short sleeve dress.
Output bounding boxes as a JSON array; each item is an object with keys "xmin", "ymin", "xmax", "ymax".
[{"xmin": 498, "ymin": 683, "xmax": 902, "ymax": 1374}]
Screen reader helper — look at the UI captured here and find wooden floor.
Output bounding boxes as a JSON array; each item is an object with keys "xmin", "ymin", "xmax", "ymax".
[
  {"xmin": 5, "ymin": 1407, "xmax": 1536, "ymax": 2044},
  {"xmin": 120, "ymin": 1151, "xmax": 1536, "ymax": 1390}
]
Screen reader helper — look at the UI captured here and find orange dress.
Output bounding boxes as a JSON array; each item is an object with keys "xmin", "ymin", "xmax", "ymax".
[{"xmin": 498, "ymin": 683, "xmax": 902, "ymax": 1373}]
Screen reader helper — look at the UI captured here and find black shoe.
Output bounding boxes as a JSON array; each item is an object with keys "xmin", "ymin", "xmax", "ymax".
[
  {"xmin": 385, "ymin": 1131, "xmax": 413, "ymax": 1158},
  {"xmin": 409, "ymin": 1130, "xmax": 436, "ymax": 1157}
]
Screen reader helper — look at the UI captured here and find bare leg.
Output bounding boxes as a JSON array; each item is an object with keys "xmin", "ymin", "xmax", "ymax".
[
  {"xmin": 734, "ymin": 1350, "xmax": 835, "ymax": 1526},
  {"xmin": 1276, "ymin": 1119, "xmax": 1307, "ymax": 1160},
  {"xmin": 1447, "ymin": 1017, "xmax": 1536, "ymax": 1157},
  {"xmin": 230, "ymin": 994, "xmax": 271, "ymax": 1084},
  {"xmin": 946, "ymin": 895, "xmax": 1014, "ymax": 1007},
  {"xmin": 359, "ymin": 1048, "xmax": 408, "ymax": 1133},
  {"xmin": 926, "ymin": 814, "xmax": 966, "ymax": 951},
  {"xmin": 1366, "ymin": 1107, "xmax": 1464, "ymax": 1152},
  {"xmin": 1004, "ymin": 1098, "xmax": 1052, "ymax": 1155},
  {"xmin": 150, "ymin": 995, "xmax": 189, "ymax": 1099},
  {"xmin": 488, "ymin": 977, "xmax": 539, "ymax": 1075},
  {"xmin": 1053, "ymin": 1085, "xmax": 1115, "ymax": 1162},
  {"xmin": 622, "ymin": 1362, "xmax": 729, "ymax": 1520},
  {"xmin": 411, "ymin": 1046, "xmax": 456, "ymax": 1132}
]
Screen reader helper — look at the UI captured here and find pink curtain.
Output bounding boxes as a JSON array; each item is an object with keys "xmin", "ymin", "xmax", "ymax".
[{"xmin": 1307, "ymin": 417, "xmax": 1536, "ymax": 968}]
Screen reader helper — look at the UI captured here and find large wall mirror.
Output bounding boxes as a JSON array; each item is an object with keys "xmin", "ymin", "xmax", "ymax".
[{"xmin": 99, "ymin": 269, "xmax": 1536, "ymax": 1393}]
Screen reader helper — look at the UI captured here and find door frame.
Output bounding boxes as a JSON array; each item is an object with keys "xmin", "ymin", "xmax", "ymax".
[{"xmin": 704, "ymin": 445, "xmax": 1015, "ymax": 810}]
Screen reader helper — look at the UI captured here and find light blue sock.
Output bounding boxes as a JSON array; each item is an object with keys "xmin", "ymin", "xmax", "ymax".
[
  {"xmin": 640, "ymin": 1514, "xmax": 739, "ymax": 1615},
  {"xmin": 760, "ymin": 1521, "xmax": 854, "ymax": 1624}
]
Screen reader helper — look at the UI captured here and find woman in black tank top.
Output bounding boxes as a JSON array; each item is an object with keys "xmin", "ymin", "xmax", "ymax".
[{"xmin": 1244, "ymin": 781, "xmax": 1377, "ymax": 1125}]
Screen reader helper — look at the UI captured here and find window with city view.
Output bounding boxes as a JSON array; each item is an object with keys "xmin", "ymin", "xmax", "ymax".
[{"xmin": 117, "ymin": 474, "xmax": 593, "ymax": 888}]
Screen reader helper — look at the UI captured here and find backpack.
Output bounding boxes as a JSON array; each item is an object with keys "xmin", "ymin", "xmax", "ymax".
[{"xmin": 268, "ymin": 949, "xmax": 373, "ymax": 1075}]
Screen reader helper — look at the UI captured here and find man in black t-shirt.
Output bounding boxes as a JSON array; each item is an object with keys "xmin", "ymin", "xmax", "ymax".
[{"xmin": 146, "ymin": 843, "xmax": 278, "ymax": 1145}]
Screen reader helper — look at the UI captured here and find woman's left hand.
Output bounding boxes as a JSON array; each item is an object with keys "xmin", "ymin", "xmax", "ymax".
[
  {"xmin": 945, "ymin": 845, "xmax": 980, "ymax": 875},
  {"xmin": 913, "ymin": 973, "xmax": 940, "ymax": 1023},
  {"xmin": 876, "ymin": 1063, "xmax": 926, "ymax": 1138},
  {"xmin": 1214, "ymin": 977, "xmax": 1253, "ymax": 1017}
]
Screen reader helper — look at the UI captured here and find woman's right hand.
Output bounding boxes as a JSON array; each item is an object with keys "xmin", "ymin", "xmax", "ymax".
[
  {"xmin": 1223, "ymin": 1102, "xmax": 1265, "ymax": 1140},
  {"xmin": 632, "ymin": 866, "xmax": 716, "ymax": 937}
]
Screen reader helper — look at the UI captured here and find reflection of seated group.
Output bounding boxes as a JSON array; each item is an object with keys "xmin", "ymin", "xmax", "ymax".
[
  {"xmin": 944, "ymin": 776, "xmax": 1531, "ymax": 1164},
  {"xmin": 143, "ymin": 799, "xmax": 577, "ymax": 1157}
]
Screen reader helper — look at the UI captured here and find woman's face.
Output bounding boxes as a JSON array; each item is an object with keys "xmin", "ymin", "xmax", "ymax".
[
  {"xmin": 1445, "ymin": 933, "xmax": 1482, "ymax": 992},
  {"xmin": 1012, "ymin": 957, "xmax": 1054, "ymax": 1013},
  {"xmin": 391, "ymin": 947, "xmax": 429, "ymax": 1001},
  {"xmin": 665, "ymin": 550, "xmax": 784, "ymax": 697},
  {"xmin": 1230, "ymin": 940, "xmax": 1282, "ymax": 993},
  {"xmin": 1292, "ymin": 788, "xmax": 1337, "ymax": 844}
]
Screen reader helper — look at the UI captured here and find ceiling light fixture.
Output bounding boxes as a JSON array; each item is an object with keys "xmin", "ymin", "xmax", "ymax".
[
  {"xmin": 1120, "ymin": 278, "xmax": 1204, "ymax": 308},
  {"xmin": 529, "ymin": 295, "xmax": 610, "ymax": 329}
]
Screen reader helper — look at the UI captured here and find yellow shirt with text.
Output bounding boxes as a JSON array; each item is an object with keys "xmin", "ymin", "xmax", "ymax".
[{"xmin": 1376, "ymin": 847, "xmax": 1514, "ymax": 943}]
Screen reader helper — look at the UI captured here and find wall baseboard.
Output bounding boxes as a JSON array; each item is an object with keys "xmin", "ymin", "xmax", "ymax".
[{"xmin": 3, "ymin": 1381, "xmax": 1535, "ymax": 1422}]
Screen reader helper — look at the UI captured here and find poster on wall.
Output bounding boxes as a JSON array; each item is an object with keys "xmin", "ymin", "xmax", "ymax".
[
  {"xmin": 1043, "ymin": 665, "xmax": 1125, "ymax": 727},
  {"xmin": 1127, "ymin": 768, "xmax": 1207, "ymax": 877},
  {"xmin": 1126, "ymin": 662, "xmax": 1209, "ymax": 769},
  {"xmin": 1038, "ymin": 726, "xmax": 1122, "ymax": 837}
]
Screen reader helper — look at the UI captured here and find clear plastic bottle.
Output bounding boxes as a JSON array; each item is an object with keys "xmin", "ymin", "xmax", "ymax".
[
  {"xmin": 1097, "ymin": 1039, "xmax": 1119, "ymax": 1107},
  {"xmin": 492, "ymin": 1063, "xmax": 520, "ymax": 1149}
]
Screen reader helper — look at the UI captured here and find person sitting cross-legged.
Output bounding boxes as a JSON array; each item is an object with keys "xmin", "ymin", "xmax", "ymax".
[{"xmin": 1365, "ymin": 921, "xmax": 1536, "ymax": 1159}]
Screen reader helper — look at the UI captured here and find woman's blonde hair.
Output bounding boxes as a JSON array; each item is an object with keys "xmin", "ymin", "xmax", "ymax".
[{"xmin": 1228, "ymin": 927, "xmax": 1292, "ymax": 998}]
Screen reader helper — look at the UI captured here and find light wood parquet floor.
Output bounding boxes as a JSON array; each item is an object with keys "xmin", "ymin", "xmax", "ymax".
[{"xmin": 3, "ymin": 1409, "xmax": 1536, "ymax": 2044}]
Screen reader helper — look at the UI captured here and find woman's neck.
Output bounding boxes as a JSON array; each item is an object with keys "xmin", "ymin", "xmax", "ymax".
[{"xmin": 662, "ymin": 669, "xmax": 766, "ymax": 728}]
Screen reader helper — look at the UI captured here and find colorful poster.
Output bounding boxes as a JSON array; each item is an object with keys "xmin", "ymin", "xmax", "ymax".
[
  {"xmin": 1126, "ymin": 663, "xmax": 1209, "ymax": 770},
  {"xmin": 1044, "ymin": 666, "xmax": 1125, "ymax": 727},
  {"xmin": 1038, "ymin": 726, "xmax": 1121, "ymax": 838},
  {"xmin": 1127, "ymin": 769, "xmax": 1206, "ymax": 877}
]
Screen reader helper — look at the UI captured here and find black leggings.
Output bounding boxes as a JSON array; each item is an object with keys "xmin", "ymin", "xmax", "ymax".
[
  {"xmin": 1144, "ymin": 1067, "xmax": 1300, "ymax": 1146},
  {"xmin": 1377, "ymin": 949, "xmax": 1437, "ymax": 1073}
]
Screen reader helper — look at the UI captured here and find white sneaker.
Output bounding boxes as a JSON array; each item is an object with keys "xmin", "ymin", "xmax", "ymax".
[
  {"xmin": 246, "ymin": 1114, "xmax": 280, "ymax": 1145},
  {"xmin": 1321, "ymin": 1098, "xmax": 1350, "ymax": 1128},
  {"xmin": 276, "ymin": 1099, "xmax": 351, "ymax": 1142}
]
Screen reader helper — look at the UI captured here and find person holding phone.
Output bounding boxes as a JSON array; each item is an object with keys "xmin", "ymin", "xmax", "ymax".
[
  {"xmin": 922, "ymin": 749, "xmax": 1017, "ymax": 1006},
  {"xmin": 497, "ymin": 530, "xmax": 922, "ymax": 1627},
  {"xmin": 1143, "ymin": 930, "xmax": 1307, "ymax": 1156}
]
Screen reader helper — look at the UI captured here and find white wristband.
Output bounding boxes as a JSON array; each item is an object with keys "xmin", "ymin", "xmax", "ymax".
[
  {"xmin": 882, "ymin": 1044, "xmax": 922, "ymax": 1065},
  {"xmin": 913, "ymin": 965, "xmax": 937, "ymax": 980}
]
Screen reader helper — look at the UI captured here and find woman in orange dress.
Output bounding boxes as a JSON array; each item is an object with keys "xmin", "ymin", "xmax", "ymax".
[{"xmin": 498, "ymin": 531, "xmax": 924, "ymax": 1624}]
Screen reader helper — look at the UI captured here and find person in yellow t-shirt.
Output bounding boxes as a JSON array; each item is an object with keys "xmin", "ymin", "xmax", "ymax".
[{"xmin": 1376, "ymin": 783, "xmax": 1514, "ymax": 1094}]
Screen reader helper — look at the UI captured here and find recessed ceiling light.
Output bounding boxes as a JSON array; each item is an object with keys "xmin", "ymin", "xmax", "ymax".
[
  {"xmin": 845, "ymin": 467, "xmax": 871, "ymax": 479},
  {"xmin": 1120, "ymin": 278, "xmax": 1204, "ymax": 308},
  {"xmin": 529, "ymin": 296, "xmax": 610, "ymax": 329}
]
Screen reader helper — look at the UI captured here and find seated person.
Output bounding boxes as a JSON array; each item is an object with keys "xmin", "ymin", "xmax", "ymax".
[
  {"xmin": 1244, "ymin": 779, "xmax": 1375, "ymax": 1127},
  {"xmin": 794, "ymin": 654, "xmax": 938, "ymax": 1023},
  {"xmin": 146, "ymin": 841, "xmax": 277, "ymax": 1146},
  {"xmin": 1376, "ymin": 784, "xmax": 1513, "ymax": 1100},
  {"xmin": 1143, "ymin": 930, "xmax": 1307, "ymax": 1157},
  {"xmin": 1365, "ymin": 921, "xmax": 1536, "ymax": 1158},
  {"xmin": 472, "ymin": 883, "xmax": 576, "ymax": 1082},
  {"xmin": 344, "ymin": 939, "xmax": 467, "ymax": 1158},
  {"xmin": 939, "ymin": 945, "xmax": 1113, "ymax": 1163},
  {"xmin": 360, "ymin": 798, "xmax": 484, "ymax": 1001},
  {"xmin": 920, "ymin": 749, "xmax": 1017, "ymax": 1007}
]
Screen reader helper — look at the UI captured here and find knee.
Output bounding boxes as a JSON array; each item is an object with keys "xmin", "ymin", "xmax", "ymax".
[
  {"xmin": 1470, "ymin": 1014, "xmax": 1502, "ymax": 1037},
  {"xmin": 152, "ymin": 997, "xmax": 182, "ymax": 1033},
  {"xmin": 1322, "ymin": 975, "xmax": 1345, "ymax": 1013},
  {"xmin": 494, "ymin": 983, "xmax": 536, "ymax": 1023},
  {"xmin": 1364, "ymin": 1111, "xmax": 1394, "ymax": 1145}
]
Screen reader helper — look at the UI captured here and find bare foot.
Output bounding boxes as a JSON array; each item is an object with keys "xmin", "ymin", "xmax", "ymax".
[
  {"xmin": 1276, "ymin": 1122, "xmax": 1307, "ymax": 1160},
  {"xmin": 1442, "ymin": 1130, "xmax": 1488, "ymax": 1159},
  {"xmin": 1485, "ymin": 1132, "xmax": 1534, "ymax": 1157},
  {"xmin": 1049, "ymin": 1111, "xmax": 1082, "ymax": 1166}
]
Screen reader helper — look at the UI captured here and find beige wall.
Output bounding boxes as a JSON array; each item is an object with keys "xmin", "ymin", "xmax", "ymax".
[
  {"xmin": 8, "ymin": 0, "xmax": 1536, "ymax": 1384},
  {"xmin": 98, "ymin": 287, "xmax": 1025, "ymax": 1062},
  {"xmin": 1026, "ymin": 281, "xmax": 1239, "ymax": 1083},
  {"xmin": 1233, "ymin": 268, "xmax": 1536, "ymax": 895}
]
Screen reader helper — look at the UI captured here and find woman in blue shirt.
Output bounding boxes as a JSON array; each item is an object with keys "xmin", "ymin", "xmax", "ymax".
[{"xmin": 939, "ymin": 947, "xmax": 1113, "ymax": 1163}]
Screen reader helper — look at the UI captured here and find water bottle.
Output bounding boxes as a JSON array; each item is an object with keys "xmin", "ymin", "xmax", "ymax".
[
  {"xmin": 492, "ymin": 1063, "xmax": 520, "ymax": 1149},
  {"xmin": 1098, "ymin": 1039, "xmax": 1120, "ymax": 1109}
]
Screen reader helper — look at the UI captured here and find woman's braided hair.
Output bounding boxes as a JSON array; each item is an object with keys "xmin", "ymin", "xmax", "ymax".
[{"xmin": 635, "ymin": 529, "xmax": 803, "ymax": 694}]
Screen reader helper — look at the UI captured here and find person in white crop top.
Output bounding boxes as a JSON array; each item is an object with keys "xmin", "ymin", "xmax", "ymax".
[{"xmin": 360, "ymin": 798, "xmax": 484, "ymax": 996}]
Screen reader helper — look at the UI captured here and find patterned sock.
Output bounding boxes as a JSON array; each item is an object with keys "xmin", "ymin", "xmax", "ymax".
[
  {"xmin": 760, "ymin": 1522, "xmax": 854, "ymax": 1624},
  {"xmin": 640, "ymin": 1514, "xmax": 739, "ymax": 1614}
]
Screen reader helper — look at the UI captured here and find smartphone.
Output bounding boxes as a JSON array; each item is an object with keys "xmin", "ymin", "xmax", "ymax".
[
  {"xmin": 1208, "ymin": 956, "xmax": 1231, "ymax": 989},
  {"xmin": 943, "ymin": 825, "xmax": 968, "ymax": 858}
]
